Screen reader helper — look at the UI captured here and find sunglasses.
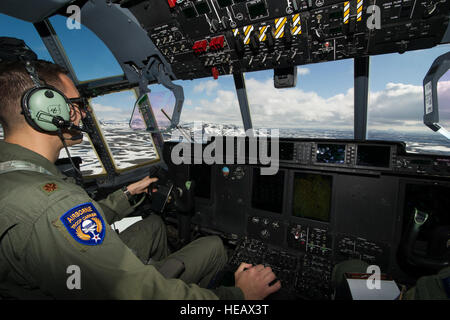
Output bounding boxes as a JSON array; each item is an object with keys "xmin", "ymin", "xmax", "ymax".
[{"xmin": 67, "ymin": 97, "xmax": 91, "ymax": 112}]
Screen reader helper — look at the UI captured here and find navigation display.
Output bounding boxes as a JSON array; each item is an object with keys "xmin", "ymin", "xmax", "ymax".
[
  {"xmin": 316, "ymin": 144, "xmax": 346, "ymax": 164},
  {"xmin": 356, "ymin": 145, "xmax": 391, "ymax": 168},
  {"xmin": 292, "ymin": 173, "xmax": 332, "ymax": 222}
]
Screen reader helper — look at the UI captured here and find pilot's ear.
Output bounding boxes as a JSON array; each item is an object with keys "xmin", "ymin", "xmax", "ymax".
[{"xmin": 68, "ymin": 104, "xmax": 76, "ymax": 120}]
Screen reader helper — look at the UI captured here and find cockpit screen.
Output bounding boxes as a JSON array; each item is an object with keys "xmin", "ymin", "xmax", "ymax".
[
  {"xmin": 356, "ymin": 145, "xmax": 391, "ymax": 168},
  {"xmin": 316, "ymin": 144, "xmax": 346, "ymax": 164},
  {"xmin": 280, "ymin": 142, "xmax": 294, "ymax": 161},
  {"xmin": 247, "ymin": 1, "xmax": 268, "ymax": 20},
  {"xmin": 292, "ymin": 173, "xmax": 332, "ymax": 222},
  {"xmin": 191, "ymin": 164, "xmax": 212, "ymax": 199},
  {"xmin": 252, "ymin": 168, "xmax": 284, "ymax": 213}
]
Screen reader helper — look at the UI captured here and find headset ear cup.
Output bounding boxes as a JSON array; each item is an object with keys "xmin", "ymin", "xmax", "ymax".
[
  {"xmin": 21, "ymin": 87, "xmax": 45, "ymax": 133},
  {"xmin": 21, "ymin": 86, "xmax": 71, "ymax": 133}
]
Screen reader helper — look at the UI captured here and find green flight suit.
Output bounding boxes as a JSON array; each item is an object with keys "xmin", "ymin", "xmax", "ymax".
[{"xmin": 0, "ymin": 141, "xmax": 244, "ymax": 300}]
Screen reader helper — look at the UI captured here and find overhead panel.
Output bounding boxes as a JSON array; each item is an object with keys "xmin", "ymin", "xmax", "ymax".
[{"xmin": 118, "ymin": 0, "xmax": 450, "ymax": 80}]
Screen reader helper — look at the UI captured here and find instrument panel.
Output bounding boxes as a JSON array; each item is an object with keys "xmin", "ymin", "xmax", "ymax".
[
  {"xmin": 186, "ymin": 137, "xmax": 450, "ymax": 177},
  {"xmin": 121, "ymin": 0, "xmax": 450, "ymax": 80},
  {"xmin": 275, "ymin": 139, "xmax": 450, "ymax": 177},
  {"xmin": 281, "ymin": 140, "xmax": 398, "ymax": 170},
  {"xmin": 170, "ymin": 137, "xmax": 450, "ymax": 299}
]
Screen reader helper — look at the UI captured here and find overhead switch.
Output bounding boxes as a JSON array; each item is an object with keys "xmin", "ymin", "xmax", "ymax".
[
  {"xmin": 212, "ymin": 67, "xmax": 219, "ymax": 80},
  {"xmin": 193, "ymin": 40, "xmax": 208, "ymax": 54},
  {"xmin": 167, "ymin": 0, "xmax": 176, "ymax": 8},
  {"xmin": 209, "ymin": 36, "xmax": 225, "ymax": 51}
]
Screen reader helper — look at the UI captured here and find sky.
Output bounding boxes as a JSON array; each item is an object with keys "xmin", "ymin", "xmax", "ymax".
[{"xmin": 1, "ymin": 11, "xmax": 450, "ymax": 137}]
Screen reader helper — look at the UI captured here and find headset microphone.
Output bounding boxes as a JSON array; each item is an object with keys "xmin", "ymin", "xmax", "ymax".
[
  {"xmin": 67, "ymin": 122, "xmax": 88, "ymax": 133},
  {"xmin": 55, "ymin": 119, "xmax": 89, "ymax": 141},
  {"xmin": 51, "ymin": 116, "xmax": 88, "ymax": 133},
  {"xmin": 67, "ymin": 134, "xmax": 84, "ymax": 141}
]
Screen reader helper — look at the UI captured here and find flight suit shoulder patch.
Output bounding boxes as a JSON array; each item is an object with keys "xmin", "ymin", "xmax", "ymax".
[{"xmin": 58, "ymin": 202, "xmax": 106, "ymax": 247}]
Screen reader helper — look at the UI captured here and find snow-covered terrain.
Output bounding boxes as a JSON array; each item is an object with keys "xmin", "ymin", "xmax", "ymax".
[{"xmin": 1, "ymin": 122, "xmax": 449, "ymax": 176}]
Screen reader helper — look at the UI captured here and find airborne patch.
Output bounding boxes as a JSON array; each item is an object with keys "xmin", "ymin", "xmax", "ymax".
[{"xmin": 60, "ymin": 202, "xmax": 106, "ymax": 246}]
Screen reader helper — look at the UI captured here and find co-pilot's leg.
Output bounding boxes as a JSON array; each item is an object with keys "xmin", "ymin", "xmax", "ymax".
[{"xmin": 118, "ymin": 214, "xmax": 170, "ymax": 264}]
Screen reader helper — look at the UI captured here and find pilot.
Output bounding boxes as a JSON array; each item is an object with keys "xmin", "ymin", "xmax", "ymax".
[{"xmin": 0, "ymin": 41, "xmax": 281, "ymax": 299}]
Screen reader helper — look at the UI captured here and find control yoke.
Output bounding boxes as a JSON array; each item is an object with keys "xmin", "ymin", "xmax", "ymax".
[
  {"xmin": 400, "ymin": 208, "xmax": 449, "ymax": 272},
  {"xmin": 147, "ymin": 165, "xmax": 195, "ymax": 215}
]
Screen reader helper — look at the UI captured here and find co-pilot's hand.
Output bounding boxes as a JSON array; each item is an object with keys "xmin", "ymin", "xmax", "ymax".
[
  {"xmin": 126, "ymin": 176, "xmax": 158, "ymax": 195},
  {"xmin": 234, "ymin": 263, "xmax": 281, "ymax": 300}
]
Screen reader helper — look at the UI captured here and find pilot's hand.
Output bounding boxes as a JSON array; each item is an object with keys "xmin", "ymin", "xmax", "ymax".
[
  {"xmin": 234, "ymin": 262, "xmax": 281, "ymax": 300},
  {"xmin": 126, "ymin": 176, "xmax": 158, "ymax": 195}
]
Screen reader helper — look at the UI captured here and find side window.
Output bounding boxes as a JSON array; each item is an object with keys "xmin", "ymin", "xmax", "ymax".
[
  {"xmin": 59, "ymin": 131, "xmax": 107, "ymax": 176},
  {"xmin": 0, "ymin": 13, "xmax": 55, "ymax": 139},
  {"xmin": 368, "ymin": 45, "xmax": 450, "ymax": 156},
  {"xmin": 48, "ymin": 15, "xmax": 123, "ymax": 81},
  {"xmin": 90, "ymin": 90, "xmax": 160, "ymax": 171},
  {"xmin": 0, "ymin": 13, "xmax": 54, "ymax": 62},
  {"xmin": 142, "ymin": 84, "xmax": 176, "ymax": 134}
]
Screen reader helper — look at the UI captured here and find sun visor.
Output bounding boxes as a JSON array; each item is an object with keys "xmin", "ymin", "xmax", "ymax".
[
  {"xmin": 130, "ymin": 90, "xmax": 176, "ymax": 133},
  {"xmin": 423, "ymin": 51, "xmax": 450, "ymax": 139}
]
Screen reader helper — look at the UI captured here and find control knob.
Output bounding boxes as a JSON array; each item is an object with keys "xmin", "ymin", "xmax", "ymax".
[{"xmin": 261, "ymin": 229, "xmax": 270, "ymax": 239}]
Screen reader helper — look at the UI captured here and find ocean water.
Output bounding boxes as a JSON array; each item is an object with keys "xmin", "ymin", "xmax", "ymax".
[{"xmin": 1, "ymin": 123, "xmax": 449, "ymax": 175}]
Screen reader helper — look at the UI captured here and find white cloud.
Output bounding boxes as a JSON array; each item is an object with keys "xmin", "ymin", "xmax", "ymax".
[
  {"xmin": 367, "ymin": 82, "xmax": 424, "ymax": 130},
  {"xmin": 181, "ymin": 77, "xmax": 432, "ymax": 132},
  {"xmin": 193, "ymin": 80, "xmax": 219, "ymax": 95},
  {"xmin": 91, "ymin": 103, "xmax": 130, "ymax": 121},
  {"xmin": 246, "ymin": 78, "xmax": 354, "ymax": 128},
  {"xmin": 181, "ymin": 89, "xmax": 242, "ymax": 124},
  {"xmin": 182, "ymin": 78, "xmax": 353, "ymax": 128},
  {"xmin": 297, "ymin": 67, "xmax": 310, "ymax": 76}
]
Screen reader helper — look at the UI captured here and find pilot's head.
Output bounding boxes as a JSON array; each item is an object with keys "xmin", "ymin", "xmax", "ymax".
[{"xmin": 0, "ymin": 60, "xmax": 86, "ymax": 147}]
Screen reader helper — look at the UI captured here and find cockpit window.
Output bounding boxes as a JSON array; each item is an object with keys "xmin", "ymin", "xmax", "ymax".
[
  {"xmin": 367, "ymin": 44, "xmax": 450, "ymax": 156},
  {"xmin": 0, "ymin": 13, "xmax": 54, "ymax": 62},
  {"xmin": 175, "ymin": 75, "xmax": 244, "ymax": 141},
  {"xmin": 142, "ymin": 84, "xmax": 176, "ymax": 132},
  {"xmin": 90, "ymin": 90, "xmax": 160, "ymax": 171},
  {"xmin": 48, "ymin": 15, "xmax": 123, "ymax": 82},
  {"xmin": 248, "ymin": 59, "xmax": 354, "ymax": 139},
  {"xmin": 0, "ymin": 13, "xmax": 55, "ymax": 140},
  {"xmin": 59, "ymin": 130, "xmax": 107, "ymax": 176}
]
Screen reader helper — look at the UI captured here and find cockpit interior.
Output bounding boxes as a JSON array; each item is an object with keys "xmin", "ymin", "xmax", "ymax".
[{"xmin": 1, "ymin": 0, "xmax": 450, "ymax": 300}]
